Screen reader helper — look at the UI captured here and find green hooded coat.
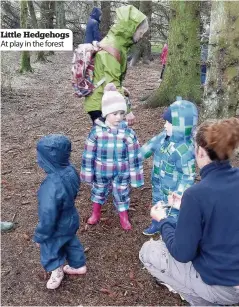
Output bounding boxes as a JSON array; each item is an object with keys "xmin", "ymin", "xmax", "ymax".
[{"xmin": 84, "ymin": 5, "xmax": 146, "ymax": 113}]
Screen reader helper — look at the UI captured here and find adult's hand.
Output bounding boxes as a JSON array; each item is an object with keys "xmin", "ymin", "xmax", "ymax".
[
  {"xmin": 168, "ymin": 192, "xmax": 182, "ymax": 210},
  {"xmin": 126, "ymin": 111, "xmax": 136, "ymax": 127},
  {"xmin": 168, "ymin": 194, "xmax": 174, "ymax": 206},
  {"xmin": 172, "ymin": 193, "xmax": 182, "ymax": 210},
  {"xmin": 150, "ymin": 203, "xmax": 167, "ymax": 222}
]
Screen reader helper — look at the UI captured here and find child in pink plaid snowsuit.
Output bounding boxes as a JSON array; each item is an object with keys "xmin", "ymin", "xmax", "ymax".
[{"xmin": 80, "ymin": 83, "xmax": 144, "ymax": 230}]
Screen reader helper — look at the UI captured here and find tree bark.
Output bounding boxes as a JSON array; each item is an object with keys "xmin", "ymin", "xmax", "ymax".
[
  {"xmin": 47, "ymin": 1, "xmax": 55, "ymax": 55},
  {"xmin": 48, "ymin": 1, "xmax": 55, "ymax": 29},
  {"xmin": 27, "ymin": 0, "xmax": 38, "ymax": 28},
  {"xmin": 20, "ymin": 0, "xmax": 32, "ymax": 73},
  {"xmin": 37, "ymin": 1, "xmax": 50, "ymax": 62},
  {"xmin": 100, "ymin": 1, "xmax": 111, "ymax": 39},
  {"xmin": 200, "ymin": 1, "xmax": 239, "ymax": 121},
  {"xmin": 128, "ymin": 1, "xmax": 140, "ymax": 9},
  {"xmin": 130, "ymin": 0, "xmax": 152, "ymax": 66},
  {"xmin": 28, "ymin": 1, "xmax": 54, "ymax": 58},
  {"xmin": 2, "ymin": 1, "xmax": 20, "ymax": 28},
  {"xmin": 56, "ymin": 1, "xmax": 66, "ymax": 29},
  {"xmin": 37, "ymin": 53, "xmax": 46, "ymax": 63},
  {"xmin": 146, "ymin": 1, "xmax": 201, "ymax": 107}
]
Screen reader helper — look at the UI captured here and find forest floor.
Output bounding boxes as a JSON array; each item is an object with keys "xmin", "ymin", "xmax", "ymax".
[{"xmin": 1, "ymin": 51, "xmax": 239, "ymax": 306}]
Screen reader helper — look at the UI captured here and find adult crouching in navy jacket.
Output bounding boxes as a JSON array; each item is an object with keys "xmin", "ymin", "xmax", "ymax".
[
  {"xmin": 84, "ymin": 7, "xmax": 102, "ymax": 43},
  {"xmin": 140, "ymin": 118, "xmax": 239, "ymax": 306}
]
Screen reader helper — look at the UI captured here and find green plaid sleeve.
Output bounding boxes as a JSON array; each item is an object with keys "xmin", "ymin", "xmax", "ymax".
[
  {"xmin": 174, "ymin": 144, "xmax": 196, "ymax": 195},
  {"xmin": 141, "ymin": 131, "xmax": 166, "ymax": 160}
]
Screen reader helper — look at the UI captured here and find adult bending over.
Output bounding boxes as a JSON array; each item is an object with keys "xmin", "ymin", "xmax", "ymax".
[
  {"xmin": 139, "ymin": 117, "xmax": 239, "ymax": 306},
  {"xmin": 84, "ymin": 5, "xmax": 148, "ymax": 124}
]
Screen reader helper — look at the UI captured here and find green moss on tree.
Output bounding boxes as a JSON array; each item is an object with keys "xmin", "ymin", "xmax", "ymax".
[
  {"xmin": 146, "ymin": 1, "xmax": 201, "ymax": 107},
  {"xmin": 20, "ymin": 51, "xmax": 32, "ymax": 73}
]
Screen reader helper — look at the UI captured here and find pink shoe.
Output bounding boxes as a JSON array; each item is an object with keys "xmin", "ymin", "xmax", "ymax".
[
  {"xmin": 119, "ymin": 211, "xmax": 132, "ymax": 230},
  {"xmin": 46, "ymin": 266, "xmax": 64, "ymax": 290},
  {"xmin": 63, "ymin": 265, "xmax": 87, "ymax": 275},
  {"xmin": 87, "ymin": 202, "xmax": 101, "ymax": 225}
]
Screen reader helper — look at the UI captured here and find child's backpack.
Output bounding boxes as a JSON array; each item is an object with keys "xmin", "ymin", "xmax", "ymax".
[{"xmin": 72, "ymin": 42, "xmax": 121, "ymax": 98}]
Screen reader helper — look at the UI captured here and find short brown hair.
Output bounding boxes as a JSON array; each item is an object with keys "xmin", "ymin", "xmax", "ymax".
[{"xmin": 195, "ymin": 118, "xmax": 239, "ymax": 160}]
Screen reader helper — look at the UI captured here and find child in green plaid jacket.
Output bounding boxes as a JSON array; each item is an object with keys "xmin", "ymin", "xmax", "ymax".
[{"xmin": 141, "ymin": 97, "xmax": 198, "ymax": 235}]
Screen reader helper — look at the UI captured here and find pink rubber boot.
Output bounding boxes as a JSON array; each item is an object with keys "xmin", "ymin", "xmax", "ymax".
[
  {"xmin": 119, "ymin": 210, "xmax": 132, "ymax": 230},
  {"xmin": 87, "ymin": 202, "xmax": 101, "ymax": 225}
]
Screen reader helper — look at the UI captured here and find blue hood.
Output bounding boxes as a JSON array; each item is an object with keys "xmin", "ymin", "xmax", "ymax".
[
  {"xmin": 169, "ymin": 98, "xmax": 198, "ymax": 142},
  {"xmin": 90, "ymin": 7, "xmax": 102, "ymax": 23},
  {"xmin": 37, "ymin": 134, "xmax": 71, "ymax": 173}
]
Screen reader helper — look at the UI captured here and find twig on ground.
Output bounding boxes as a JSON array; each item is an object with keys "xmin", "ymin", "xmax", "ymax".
[{"xmin": 12, "ymin": 212, "xmax": 17, "ymax": 222}]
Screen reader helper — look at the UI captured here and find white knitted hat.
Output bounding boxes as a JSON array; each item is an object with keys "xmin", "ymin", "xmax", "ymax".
[{"xmin": 102, "ymin": 83, "xmax": 127, "ymax": 117}]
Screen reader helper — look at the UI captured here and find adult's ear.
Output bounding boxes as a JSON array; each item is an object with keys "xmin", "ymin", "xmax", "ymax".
[{"xmin": 198, "ymin": 146, "xmax": 208, "ymax": 159}]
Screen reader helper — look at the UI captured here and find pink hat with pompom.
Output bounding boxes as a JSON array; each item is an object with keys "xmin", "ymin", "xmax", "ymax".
[{"xmin": 102, "ymin": 83, "xmax": 127, "ymax": 117}]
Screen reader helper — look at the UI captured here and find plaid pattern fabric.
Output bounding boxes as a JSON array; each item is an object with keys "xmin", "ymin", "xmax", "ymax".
[
  {"xmin": 141, "ymin": 131, "xmax": 167, "ymax": 159},
  {"xmin": 170, "ymin": 100, "xmax": 198, "ymax": 143},
  {"xmin": 141, "ymin": 100, "xmax": 198, "ymax": 204},
  {"xmin": 72, "ymin": 43, "xmax": 97, "ymax": 98},
  {"xmin": 81, "ymin": 119, "xmax": 144, "ymax": 190},
  {"xmin": 92, "ymin": 181, "xmax": 130, "ymax": 212}
]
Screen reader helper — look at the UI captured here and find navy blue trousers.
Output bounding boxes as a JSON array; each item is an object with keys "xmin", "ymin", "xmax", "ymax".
[
  {"xmin": 201, "ymin": 64, "xmax": 207, "ymax": 84},
  {"xmin": 40, "ymin": 235, "xmax": 86, "ymax": 272}
]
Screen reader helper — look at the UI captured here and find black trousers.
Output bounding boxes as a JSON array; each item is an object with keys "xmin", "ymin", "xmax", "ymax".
[
  {"xmin": 160, "ymin": 64, "xmax": 166, "ymax": 79},
  {"xmin": 88, "ymin": 110, "xmax": 102, "ymax": 124}
]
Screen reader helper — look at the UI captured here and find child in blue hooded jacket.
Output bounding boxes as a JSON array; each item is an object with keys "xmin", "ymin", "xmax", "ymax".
[
  {"xmin": 33, "ymin": 134, "xmax": 86, "ymax": 290},
  {"xmin": 141, "ymin": 98, "xmax": 198, "ymax": 235}
]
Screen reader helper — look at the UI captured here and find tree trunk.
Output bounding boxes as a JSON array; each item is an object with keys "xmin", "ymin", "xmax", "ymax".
[
  {"xmin": 100, "ymin": 1, "xmax": 111, "ymax": 39},
  {"xmin": 47, "ymin": 1, "xmax": 55, "ymax": 55},
  {"xmin": 2, "ymin": 1, "xmax": 20, "ymax": 28},
  {"xmin": 37, "ymin": 1, "xmax": 49, "ymax": 62},
  {"xmin": 28, "ymin": 1, "xmax": 54, "ymax": 58},
  {"xmin": 36, "ymin": 51, "xmax": 45, "ymax": 62},
  {"xmin": 146, "ymin": 1, "xmax": 201, "ymax": 107},
  {"xmin": 128, "ymin": 1, "xmax": 140, "ymax": 9},
  {"xmin": 20, "ymin": 0, "xmax": 32, "ymax": 73},
  {"xmin": 27, "ymin": 0, "xmax": 38, "ymax": 28},
  {"xmin": 130, "ymin": 0, "xmax": 152, "ymax": 66},
  {"xmin": 56, "ymin": 1, "xmax": 65, "ymax": 29},
  {"xmin": 200, "ymin": 1, "xmax": 239, "ymax": 121}
]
